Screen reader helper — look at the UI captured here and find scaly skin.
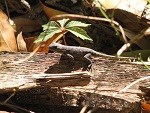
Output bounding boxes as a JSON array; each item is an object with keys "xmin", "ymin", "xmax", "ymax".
[
  {"xmin": 49, "ymin": 42, "xmax": 135, "ymax": 68},
  {"xmin": 49, "ymin": 42, "xmax": 133, "ymax": 59}
]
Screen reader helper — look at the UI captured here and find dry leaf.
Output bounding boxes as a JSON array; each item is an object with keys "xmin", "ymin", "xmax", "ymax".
[
  {"xmin": 12, "ymin": 17, "xmax": 41, "ymax": 33},
  {"xmin": 97, "ymin": 0, "xmax": 147, "ymax": 16},
  {"xmin": 24, "ymin": 33, "xmax": 63, "ymax": 52},
  {"xmin": 0, "ymin": 10, "xmax": 18, "ymax": 52},
  {"xmin": 35, "ymin": 33, "xmax": 64, "ymax": 52},
  {"xmin": 17, "ymin": 31, "xmax": 27, "ymax": 52},
  {"xmin": 40, "ymin": 0, "xmax": 67, "ymax": 19},
  {"xmin": 96, "ymin": 0, "xmax": 150, "ymax": 49},
  {"xmin": 98, "ymin": 0, "xmax": 148, "ymax": 33},
  {"xmin": 141, "ymin": 101, "xmax": 150, "ymax": 113},
  {"xmin": 7, "ymin": 0, "xmax": 28, "ymax": 14},
  {"xmin": 123, "ymin": 29, "xmax": 150, "ymax": 49},
  {"xmin": 24, "ymin": 36, "xmax": 38, "ymax": 51}
]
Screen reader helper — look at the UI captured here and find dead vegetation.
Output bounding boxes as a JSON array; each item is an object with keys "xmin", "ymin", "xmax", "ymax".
[{"xmin": 0, "ymin": 0, "xmax": 150, "ymax": 113}]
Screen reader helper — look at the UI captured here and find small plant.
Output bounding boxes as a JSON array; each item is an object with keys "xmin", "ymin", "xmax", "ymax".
[{"xmin": 34, "ymin": 18, "xmax": 92, "ymax": 43}]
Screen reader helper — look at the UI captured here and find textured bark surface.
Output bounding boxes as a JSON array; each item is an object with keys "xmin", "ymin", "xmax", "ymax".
[{"xmin": 0, "ymin": 52, "xmax": 150, "ymax": 112}]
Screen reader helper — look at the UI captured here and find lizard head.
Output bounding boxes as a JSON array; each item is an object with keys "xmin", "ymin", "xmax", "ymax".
[{"xmin": 49, "ymin": 42, "xmax": 65, "ymax": 53}]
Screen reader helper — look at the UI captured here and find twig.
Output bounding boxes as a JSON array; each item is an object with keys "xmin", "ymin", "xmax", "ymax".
[
  {"xmin": 113, "ymin": 75, "xmax": 150, "ymax": 97},
  {"xmin": 5, "ymin": 0, "xmax": 10, "ymax": 18},
  {"xmin": 117, "ymin": 28, "xmax": 147, "ymax": 56},
  {"xmin": 50, "ymin": 14, "xmax": 126, "ymax": 44},
  {"xmin": 4, "ymin": 89, "xmax": 16, "ymax": 103},
  {"xmin": 0, "ymin": 44, "xmax": 40, "ymax": 69}
]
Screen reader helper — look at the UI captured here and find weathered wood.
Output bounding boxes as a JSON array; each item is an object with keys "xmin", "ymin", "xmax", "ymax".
[
  {"xmin": 35, "ymin": 72, "xmax": 90, "ymax": 87},
  {"xmin": 11, "ymin": 87, "xmax": 141, "ymax": 113},
  {"xmin": 0, "ymin": 52, "xmax": 90, "ymax": 92},
  {"xmin": 0, "ymin": 72, "xmax": 90, "ymax": 93},
  {"xmin": 139, "ymin": 79, "xmax": 150, "ymax": 93},
  {"xmin": 0, "ymin": 52, "xmax": 150, "ymax": 112}
]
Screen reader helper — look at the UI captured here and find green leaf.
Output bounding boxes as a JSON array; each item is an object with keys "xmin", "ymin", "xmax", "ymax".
[
  {"xmin": 34, "ymin": 20, "xmax": 62, "ymax": 43},
  {"xmin": 34, "ymin": 28, "xmax": 61, "ymax": 43},
  {"xmin": 42, "ymin": 21, "xmax": 60, "ymax": 31},
  {"xmin": 57, "ymin": 18, "xmax": 70, "ymax": 27},
  {"xmin": 66, "ymin": 21, "xmax": 91, "ymax": 28},
  {"xmin": 67, "ymin": 27, "xmax": 92, "ymax": 41},
  {"xmin": 121, "ymin": 49, "xmax": 150, "ymax": 61}
]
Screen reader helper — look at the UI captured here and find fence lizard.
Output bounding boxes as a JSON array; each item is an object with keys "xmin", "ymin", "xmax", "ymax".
[{"xmin": 49, "ymin": 42, "xmax": 135, "ymax": 68}]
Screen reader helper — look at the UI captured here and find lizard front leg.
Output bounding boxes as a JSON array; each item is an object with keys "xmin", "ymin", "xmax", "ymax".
[
  {"xmin": 60, "ymin": 53, "xmax": 74, "ymax": 62},
  {"xmin": 65, "ymin": 54, "xmax": 74, "ymax": 60},
  {"xmin": 84, "ymin": 53, "xmax": 92, "ymax": 70}
]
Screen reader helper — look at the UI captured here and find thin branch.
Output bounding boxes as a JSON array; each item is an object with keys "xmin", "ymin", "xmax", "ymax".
[
  {"xmin": 113, "ymin": 76, "xmax": 150, "ymax": 97},
  {"xmin": 117, "ymin": 28, "xmax": 147, "ymax": 56},
  {"xmin": 50, "ymin": 14, "xmax": 127, "ymax": 44}
]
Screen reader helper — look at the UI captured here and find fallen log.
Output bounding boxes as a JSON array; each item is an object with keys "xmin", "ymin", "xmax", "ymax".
[{"xmin": 0, "ymin": 52, "xmax": 149, "ymax": 113}]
